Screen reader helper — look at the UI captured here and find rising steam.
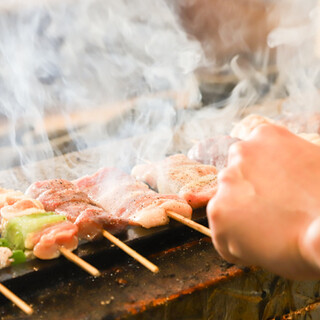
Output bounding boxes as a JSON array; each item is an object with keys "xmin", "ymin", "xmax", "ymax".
[
  {"xmin": 0, "ymin": 0, "xmax": 202, "ymax": 186},
  {"xmin": 0, "ymin": 0, "xmax": 320, "ymax": 189}
]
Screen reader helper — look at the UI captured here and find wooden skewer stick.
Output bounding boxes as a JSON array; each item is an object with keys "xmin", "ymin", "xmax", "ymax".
[
  {"xmin": 59, "ymin": 247, "xmax": 101, "ymax": 277},
  {"xmin": 166, "ymin": 210, "xmax": 212, "ymax": 238},
  {"xmin": 0, "ymin": 283, "xmax": 33, "ymax": 315},
  {"xmin": 102, "ymin": 230, "xmax": 159, "ymax": 273}
]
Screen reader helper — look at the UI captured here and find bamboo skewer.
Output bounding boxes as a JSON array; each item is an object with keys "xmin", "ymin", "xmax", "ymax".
[
  {"xmin": 0, "ymin": 283, "xmax": 33, "ymax": 315},
  {"xmin": 135, "ymin": 158, "xmax": 212, "ymax": 238},
  {"xmin": 59, "ymin": 247, "xmax": 101, "ymax": 277},
  {"xmin": 166, "ymin": 210, "xmax": 212, "ymax": 238},
  {"xmin": 102, "ymin": 230, "xmax": 159, "ymax": 273}
]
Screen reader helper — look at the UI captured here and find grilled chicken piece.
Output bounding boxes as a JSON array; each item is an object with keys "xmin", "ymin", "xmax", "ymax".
[
  {"xmin": 0, "ymin": 247, "xmax": 12, "ymax": 269},
  {"xmin": 0, "ymin": 198, "xmax": 45, "ymax": 231},
  {"xmin": 187, "ymin": 135, "xmax": 240, "ymax": 169},
  {"xmin": 26, "ymin": 179, "xmax": 123, "ymax": 240},
  {"xmin": 29, "ymin": 222, "xmax": 78, "ymax": 260},
  {"xmin": 0, "ymin": 193, "xmax": 78, "ymax": 260},
  {"xmin": 131, "ymin": 154, "xmax": 218, "ymax": 209},
  {"xmin": 0, "ymin": 188, "xmax": 28, "ymax": 209},
  {"xmin": 74, "ymin": 167, "xmax": 192, "ymax": 229}
]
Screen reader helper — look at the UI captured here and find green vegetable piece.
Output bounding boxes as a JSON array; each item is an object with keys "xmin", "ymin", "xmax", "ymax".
[
  {"xmin": 0, "ymin": 238, "xmax": 10, "ymax": 248},
  {"xmin": 10, "ymin": 250, "xmax": 26, "ymax": 265},
  {"xmin": 3, "ymin": 212, "xmax": 66, "ymax": 250}
]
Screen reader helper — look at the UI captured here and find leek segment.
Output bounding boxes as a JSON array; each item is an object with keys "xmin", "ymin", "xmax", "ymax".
[{"xmin": 3, "ymin": 212, "xmax": 66, "ymax": 250}]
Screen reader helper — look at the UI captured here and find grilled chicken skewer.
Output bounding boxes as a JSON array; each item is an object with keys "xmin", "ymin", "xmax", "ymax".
[
  {"xmin": 130, "ymin": 154, "xmax": 221, "ymax": 237},
  {"xmin": 26, "ymin": 179, "xmax": 159, "ymax": 273},
  {"xmin": 74, "ymin": 167, "xmax": 211, "ymax": 238},
  {"xmin": 131, "ymin": 154, "xmax": 218, "ymax": 210},
  {"xmin": 0, "ymin": 188, "xmax": 100, "ymax": 277}
]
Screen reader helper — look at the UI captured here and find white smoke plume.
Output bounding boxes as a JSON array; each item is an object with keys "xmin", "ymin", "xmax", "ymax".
[
  {"xmin": 1, "ymin": 0, "xmax": 320, "ymax": 189},
  {"xmin": 0, "ymin": 0, "xmax": 203, "ymax": 185}
]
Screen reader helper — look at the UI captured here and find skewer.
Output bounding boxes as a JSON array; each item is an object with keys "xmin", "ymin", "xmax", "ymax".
[
  {"xmin": 0, "ymin": 283, "xmax": 33, "ymax": 315},
  {"xmin": 59, "ymin": 247, "xmax": 101, "ymax": 277},
  {"xmin": 102, "ymin": 230, "xmax": 159, "ymax": 273},
  {"xmin": 166, "ymin": 210, "xmax": 212, "ymax": 238},
  {"xmin": 0, "ymin": 190, "xmax": 101, "ymax": 277},
  {"xmin": 134, "ymin": 158, "xmax": 212, "ymax": 238}
]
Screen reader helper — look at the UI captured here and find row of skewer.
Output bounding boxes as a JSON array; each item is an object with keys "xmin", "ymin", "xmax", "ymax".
[
  {"xmin": 0, "ymin": 155, "xmax": 216, "ymax": 315},
  {"xmin": 6, "ymin": 110, "xmax": 319, "ymax": 315},
  {"xmin": 1, "ymin": 213, "xmax": 210, "ymax": 315}
]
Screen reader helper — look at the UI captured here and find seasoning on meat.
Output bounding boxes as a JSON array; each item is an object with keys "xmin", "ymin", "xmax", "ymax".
[
  {"xmin": 73, "ymin": 167, "xmax": 193, "ymax": 229},
  {"xmin": 26, "ymin": 179, "xmax": 124, "ymax": 239},
  {"xmin": 131, "ymin": 154, "xmax": 218, "ymax": 209}
]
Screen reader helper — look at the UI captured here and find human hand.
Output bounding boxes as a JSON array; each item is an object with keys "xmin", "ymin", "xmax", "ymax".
[{"xmin": 207, "ymin": 124, "xmax": 320, "ymax": 279}]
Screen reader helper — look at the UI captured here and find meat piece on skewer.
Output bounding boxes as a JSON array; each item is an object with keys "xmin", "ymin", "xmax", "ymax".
[
  {"xmin": 131, "ymin": 154, "xmax": 218, "ymax": 209},
  {"xmin": 0, "ymin": 198, "xmax": 45, "ymax": 231},
  {"xmin": 187, "ymin": 135, "xmax": 240, "ymax": 169},
  {"xmin": 0, "ymin": 190, "xmax": 79, "ymax": 260},
  {"xmin": 0, "ymin": 188, "xmax": 28, "ymax": 209},
  {"xmin": 0, "ymin": 247, "xmax": 13, "ymax": 269},
  {"xmin": 27, "ymin": 177, "xmax": 160, "ymax": 272},
  {"xmin": 73, "ymin": 167, "xmax": 193, "ymax": 229},
  {"xmin": 3, "ymin": 212, "xmax": 78, "ymax": 260},
  {"xmin": 0, "ymin": 188, "xmax": 100, "ymax": 275},
  {"xmin": 26, "ymin": 179, "xmax": 124, "ymax": 240}
]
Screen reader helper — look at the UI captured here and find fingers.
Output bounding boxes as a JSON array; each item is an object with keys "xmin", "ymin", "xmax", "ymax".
[{"xmin": 207, "ymin": 165, "xmax": 256, "ymax": 265}]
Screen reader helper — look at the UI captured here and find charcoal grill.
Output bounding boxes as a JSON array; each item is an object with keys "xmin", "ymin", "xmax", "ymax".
[{"xmin": 0, "ymin": 110, "xmax": 320, "ymax": 320}]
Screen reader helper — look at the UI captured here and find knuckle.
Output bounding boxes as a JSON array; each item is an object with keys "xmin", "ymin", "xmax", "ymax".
[
  {"xmin": 253, "ymin": 123, "xmax": 280, "ymax": 137},
  {"xmin": 228, "ymin": 141, "xmax": 247, "ymax": 158},
  {"xmin": 218, "ymin": 167, "xmax": 238, "ymax": 183},
  {"xmin": 207, "ymin": 198, "xmax": 224, "ymax": 225}
]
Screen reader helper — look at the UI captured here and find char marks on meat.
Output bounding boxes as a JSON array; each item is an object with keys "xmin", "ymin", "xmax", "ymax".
[
  {"xmin": 26, "ymin": 179, "xmax": 124, "ymax": 240},
  {"xmin": 74, "ymin": 167, "xmax": 193, "ymax": 229},
  {"xmin": 131, "ymin": 154, "xmax": 218, "ymax": 209}
]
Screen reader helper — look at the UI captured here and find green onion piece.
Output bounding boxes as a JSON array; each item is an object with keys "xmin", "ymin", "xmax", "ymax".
[
  {"xmin": 3, "ymin": 212, "xmax": 66, "ymax": 250},
  {"xmin": 10, "ymin": 250, "xmax": 26, "ymax": 265},
  {"xmin": 0, "ymin": 238, "xmax": 10, "ymax": 248}
]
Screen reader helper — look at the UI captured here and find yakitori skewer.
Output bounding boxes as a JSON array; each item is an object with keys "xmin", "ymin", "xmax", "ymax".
[
  {"xmin": 0, "ymin": 189, "xmax": 101, "ymax": 277},
  {"xmin": 27, "ymin": 179, "xmax": 159, "ymax": 273},
  {"xmin": 132, "ymin": 155, "xmax": 218, "ymax": 236},
  {"xmin": 102, "ymin": 230, "xmax": 159, "ymax": 273},
  {"xmin": 166, "ymin": 210, "xmax": 211, "ymax": 238},
  {"xmin": 59, "ymin": 247, "xmax": 100, "ymax": 277},
  {"xmin": 0, "ymin": 283, "xmax": 33, "ymax": 315}
]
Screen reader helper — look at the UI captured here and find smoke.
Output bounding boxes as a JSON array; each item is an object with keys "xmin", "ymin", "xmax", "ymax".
[
  {"xmin": 1, "ymin": 0, "xmax": 320, "ymax": 188},
  {"xmin": 0, "ymin": 0, "xmax": 203, "ymax": 185}
]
